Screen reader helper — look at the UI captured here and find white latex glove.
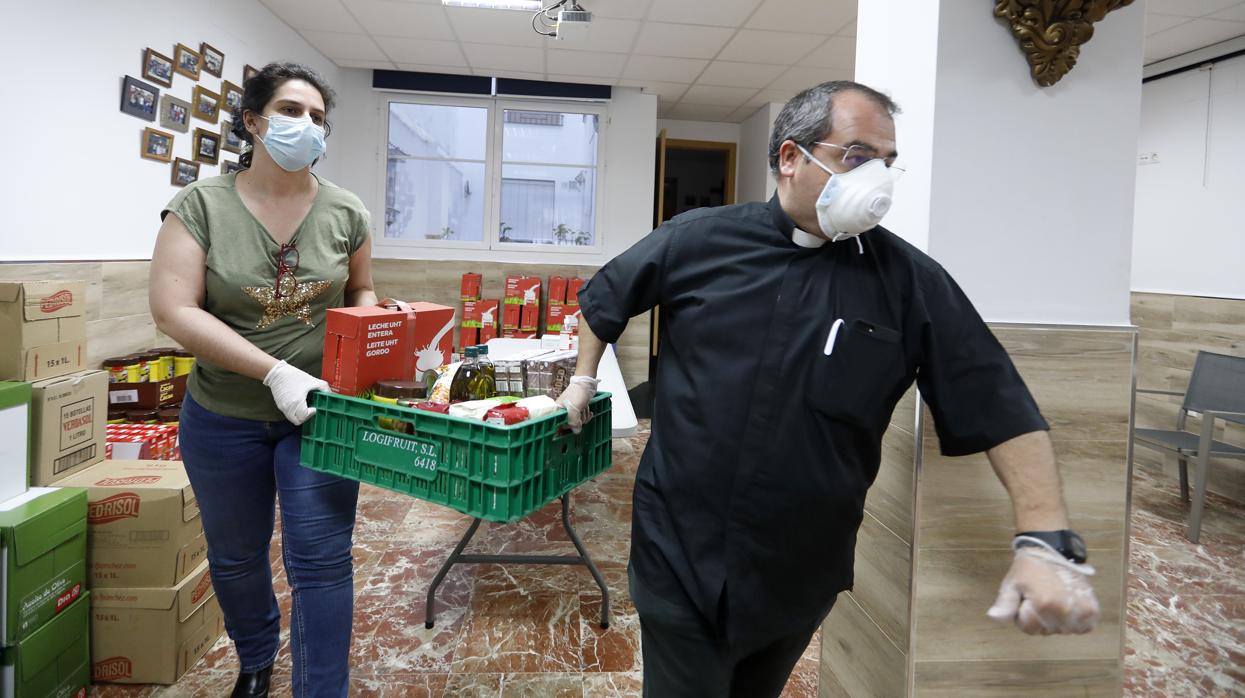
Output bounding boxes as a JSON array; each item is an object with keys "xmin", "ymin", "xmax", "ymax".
[
  {"xmin": 555, "ymin": 375, "xmax": 599, "ymax": 433},
  {"xmin": 263, "ymin": 360, "xmax": 330, "ymax": 425},
  {"xmin": 987, "ymin": 537, "xmax": 1100, "ymax": 635}
]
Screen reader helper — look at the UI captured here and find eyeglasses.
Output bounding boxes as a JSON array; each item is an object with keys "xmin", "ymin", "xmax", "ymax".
[
  {"xmin": 273, "ymin": 242, "xmax": 300, "ymax": 301},
  {"xmin": 811, "ymin": 141, "xmax": 900, "ymax": 172}
]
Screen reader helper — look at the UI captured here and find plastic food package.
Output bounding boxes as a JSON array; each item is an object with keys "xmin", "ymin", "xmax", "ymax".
[
  {"xmin": 448, "ymin": 399, "xmax": 506, "ymax": 421},
  {"xmin": 485, "ymin": 405, "xmax": 529, "ymax": 426},
  {"xmin": 516, "ymin": 395, "xmax": 559, "ymax": 420},
  {"xmin": 428, "ymin": 361, "xmax": 462, "ymax": 403}
]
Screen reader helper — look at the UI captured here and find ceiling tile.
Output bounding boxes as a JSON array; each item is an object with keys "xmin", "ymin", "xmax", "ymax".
[
  {"xmin": 589, "ymin": 0, "xmax": 653, "ymax": 20},
  {"xmin": 1144, "ymin": 18, "xmax": 1245, "ymax": 61},
  {"xmin": 445, "ymin": 6, "xmax": 547, "ymax": 47},
  {"xmin": 335, "ymin": 58, "xmax": 398, "ymax": 70},
  {"xmin": 632, "ymin": 22, "xmax": 736, "ymax": 59},
  {"xmin": 1145, "ymin": 0, "xmax": 1241, "ymax": 17},
  {"xmin": 547, "ymin": 49, "xmax": 628, "ymax": 77},
  {"xmin": 718, "ymin": 29, "xmax": 824, "ymax": 64},
  {"xmin": 669, "ymin": 103, "xmax": 737, "ymax": 121},
  {"xmin": 647, "ymin": 0, "xmax": 763, "ymax": 27},
  {"xmin": 547, "ymin": 74, "xmax": 618, "ymax": 85},
  {"xmin": 461, "ymin": 42, "xmax": 545, "ymax": 71},
  {"xmin": 698, "ymin": 60, "xmax": 786, "ymax": 88},
  {"xmin": 769, "ymin": 65, "xmax": 851, "ymax": 91},
  {"xmin": 622, "ymin": 55, "xmax": 710, "ymax": 82},
  {"xmin": 744, "ymin": 88, "xmax": 797, "ymax": 109},
  {"xmin": 298, "ymin": 30, "xmax": 388, "ymax": 60},
  {"xmin": 551, "ymin": 18, "xmax": 642, "ymax": 53},
  {"xmin": 260, "ymin": 0, "xmax": 364, "ymax": 33},
  {"xmin": 375, "ymin": 36, "xmax": 469, "ymax": 66},
  {"xmin": 682, "ymin": 84, "xmax": 758, "ymax": 107},
  {"xmin": 799, "ymin": 36, "xmax": 855, "ymax": 69},
  {"xmin": 618, "ymin": 79, "xmax": 690, "ymax": 102},
  {"xmin": 343, "ymin": 0, "xmax": 454, "ymax": 39},
  {"xmin": 1145, "ymin": 13, "xmax": 1193, "ymax": 35},
  {"xmin": 396, "ymin": 63, "xmax": 474, "ymax": 76},
  {"xmin": 1208, "ymin": 3, "xmax": 1245, "ymax": 21},
  {"xmin": 747, "ymin": 0, "xmax": 853, "ymax": 34}
]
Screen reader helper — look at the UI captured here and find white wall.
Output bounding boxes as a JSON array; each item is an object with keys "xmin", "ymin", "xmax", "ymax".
[
  {"xmin": 738, "ymin": 103, "xmax": 782, "ymax": 204},
  {"xmin": 858, "ymin": 0, "xmax": 1143, "ymax": 326},
  {"xmin": 1132, "ymin": 54, "xmax": 1245, "ymax": 300},
  {"xmin": 657, "ymin": 119, "xmax": 741, "ymax": 144},
  {"xmin": 0, "ymin": 0, "xmax": 356, "ymax": 261},
  {"xmin": 855, "ymin": 0, "xmax": 938, "ymax": 253},
  {"xmin": 364, "ymin": 87, "xmax": 657, "ymax": 266}
]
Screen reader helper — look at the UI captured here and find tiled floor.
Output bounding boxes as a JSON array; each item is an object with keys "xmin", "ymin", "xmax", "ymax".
[
  {"xmin": 90, "ymin": 421, "xmax": 820, "ymax": 697},
  {"xmin": 1123, "ymin": 465, "xmax": 1245, "ymax": 696},
  {"xmin": 89, "ymin": 423, "xmax": 1243, "ymax": 697}
]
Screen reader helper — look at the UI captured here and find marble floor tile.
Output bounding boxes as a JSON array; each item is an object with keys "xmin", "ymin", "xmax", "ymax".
[{"xmin": 90, "ymin": 420, "xmax": 1243, "ymax": 697}]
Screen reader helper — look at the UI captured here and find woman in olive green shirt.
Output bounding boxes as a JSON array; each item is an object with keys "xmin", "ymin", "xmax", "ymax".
[{"xmin": 149, "ymin": 63, "xmax": 374, "ymax": 698}]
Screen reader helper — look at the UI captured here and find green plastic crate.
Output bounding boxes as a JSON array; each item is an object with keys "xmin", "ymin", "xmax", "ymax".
[{"xmin": 301, "ymin": 391, "xmax": 613, "ymax": 523}]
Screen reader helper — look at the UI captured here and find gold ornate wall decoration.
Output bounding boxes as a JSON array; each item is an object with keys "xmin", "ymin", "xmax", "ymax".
[{"xmin": 994, "ymin": 0, "xmax": 1135, "ymax": 87}]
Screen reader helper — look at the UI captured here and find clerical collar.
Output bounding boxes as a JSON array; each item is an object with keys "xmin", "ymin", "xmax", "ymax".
[{"xmin": 791, "ymin": 228, "xmax": 827, "ymax": 248}]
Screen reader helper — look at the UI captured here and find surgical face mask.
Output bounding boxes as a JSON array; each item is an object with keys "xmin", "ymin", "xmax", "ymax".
[
  {"xmin": 796, "ymin": 144, "xmax": 894, "ymax": 242},
  {"xmin": 256, "ymin": 114, "xmax": 326, "ymax": 172}
]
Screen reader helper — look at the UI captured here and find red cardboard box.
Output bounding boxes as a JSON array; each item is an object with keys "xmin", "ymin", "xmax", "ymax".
[
  {"xmin": 545, "ymin": 304, "xmax": 566, "ymax": 333},
  {"xmin": 566, "ymin": 278, "xmax": 584, "ymax": 306},
  {"xmin": 477, "ymin": 300, "xmax": 499, "ymax": 343},
  {"xmin": 460, "ymin": 273, "xmax": 482, "ymax": 302},
  {"xmin": 322, "ymin": 304, "xmax": 417, "ymax": 395},
  {"xmin": 547, "ymin": 277, "xmax": 567, "ymax": 306},
  {"xmin": 459, "ymin": 327, "xmax": 478, "ymax": 349},
  {"xmin": 502, "ymin": 303, "xmax": 522, "ymax": 330},
  {"xmin": 410, "ymin": 301, "xmax": 456, "ymax": 380},
  {"xmin": 520, "ymin": 305, "xmax": 540, "ymax": 332}
]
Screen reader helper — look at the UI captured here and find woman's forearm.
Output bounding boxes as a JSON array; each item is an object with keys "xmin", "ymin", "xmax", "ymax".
[{"xmin": 155, "ymin": 305, "xmax": 279, "ymax": 381}]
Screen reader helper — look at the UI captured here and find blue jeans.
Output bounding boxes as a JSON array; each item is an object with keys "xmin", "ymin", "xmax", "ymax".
[{"xmin": 179, "ymin": 392, "xmax": 359, "ymax": 698}]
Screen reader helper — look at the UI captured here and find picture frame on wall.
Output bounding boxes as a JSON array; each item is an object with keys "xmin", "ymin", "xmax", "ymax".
[
  {"xmin": 243, "ymin": 64, "xmax": 260, "ymax": 83},
  {"xmin": 222, "ymin": 160, "xmax": 242, "ymax": 175},
  {"xmin": 159, "ymin": 95, "xmax": 191, "ymax": 133},
  {"xmin": 141, "ymin": 127, "xmax": 175, "ymax": 163},
  {"xmin": 201, "ymin": 43, "xmax": 224, "ymax": 78},
  {"xmin": 221, "ymin": 120, "xmax": 243, "ymax": 154},
  {"xmin": 192, "ymin": 85, "xmax": 221, "ymax": 124},
  {"xmin": 174, "ymin": 43, "xmax": 201, "ymax": 80},
  {"xmin": 120, "ymin": 76, "xmax": 159, "ymax": 122},
  {"xmin": 142, "ymin": 48, "xmax": 174, "ymax": 88},
  {"xmin": 221, "ymin": 80, "xmax": 244, "ymax": 116},
  {"xmin": 193, "ymin": 127, "xmax": 221, "ymax": 165},
  {"xmin": 171, "ymin": 157, "xmax": 200, "ymax": 187}
]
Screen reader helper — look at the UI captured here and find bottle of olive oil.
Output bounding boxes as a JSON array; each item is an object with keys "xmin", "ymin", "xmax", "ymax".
[
  {"xmin": 449, "ymin": 346, "xmax": 479, "ymax": 402},
  {"xmin": 469, "ymin": 344, "xmax": 497, "ymax": 400}
]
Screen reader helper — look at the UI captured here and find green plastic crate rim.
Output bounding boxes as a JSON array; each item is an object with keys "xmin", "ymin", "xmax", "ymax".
[{"xmin": 301, "ymin": 390, "xmax": 613, "ymax": 523}]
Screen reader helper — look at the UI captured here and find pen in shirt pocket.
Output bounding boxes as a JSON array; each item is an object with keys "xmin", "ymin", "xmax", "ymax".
[{"xmin": 824, "ymin": 318, "xmax": 845, "ymax": 356}]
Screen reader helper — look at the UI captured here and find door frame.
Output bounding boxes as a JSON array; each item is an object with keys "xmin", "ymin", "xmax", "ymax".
[{"xmin": 662, "ymin": 138, "xmax": 738, "ymax": 207}]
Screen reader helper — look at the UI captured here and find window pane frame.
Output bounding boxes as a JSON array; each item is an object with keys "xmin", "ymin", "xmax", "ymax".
[{"xmin": 375, "ymin": 94, "xmax": 607, "ymax": 255}]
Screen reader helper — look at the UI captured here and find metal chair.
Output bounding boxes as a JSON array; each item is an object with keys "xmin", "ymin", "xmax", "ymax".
[{"xmin": 1134, "ymin": 350, "xmax": 1245, "ymax": 543}]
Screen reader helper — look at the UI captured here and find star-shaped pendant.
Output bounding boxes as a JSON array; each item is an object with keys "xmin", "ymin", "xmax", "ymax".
[{"xmin": 243, "ymin": 273, "xmax": 331, "ymax": 330}]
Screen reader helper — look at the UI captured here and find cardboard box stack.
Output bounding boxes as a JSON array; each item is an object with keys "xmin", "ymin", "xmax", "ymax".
[
  {"xmin": 0, "ymin": 487, "xmax": 91, "ymax": 698},
  {"xmin": 57, "ymin": 460, "xmax": 219, "ymax": 685},
  {"xmin": 0, "ymin": 281, "xmax": 88, "ymax": 383},
  {"xmin": 503, "ymin": 276, "xmax": 542, "ymax": 339},
  {"xmin": 545, "ymin": 277, "xmax": 567, "ymax": 334},
  {"xmin": 461, "ymin": 300, "xmax": 500, "ymax": 350}
]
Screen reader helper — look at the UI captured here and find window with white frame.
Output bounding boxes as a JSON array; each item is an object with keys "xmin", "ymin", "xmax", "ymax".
[{"xmin": 382, "ymin": 96, "xmax": 603, "ymax": 251}]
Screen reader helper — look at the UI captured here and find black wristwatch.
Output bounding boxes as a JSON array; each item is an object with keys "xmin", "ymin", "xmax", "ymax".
[{"xmin": 1014, "ymin": 530, "xmax": 1087, "ymax": 564}]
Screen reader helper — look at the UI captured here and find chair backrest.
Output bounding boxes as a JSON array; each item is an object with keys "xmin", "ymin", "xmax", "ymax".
[{"xmin": 1184, "ymin": 351, "xmax": 1245, "ymax": 423}]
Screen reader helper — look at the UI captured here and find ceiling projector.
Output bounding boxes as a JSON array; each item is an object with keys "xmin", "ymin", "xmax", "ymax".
[{"xmin": 530, "ymin": 1, "xmax": 591, "ymax": 40}]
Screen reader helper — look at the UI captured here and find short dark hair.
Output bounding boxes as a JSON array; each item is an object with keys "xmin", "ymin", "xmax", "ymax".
[
  {"xmin": 767, "ymin": 80, "xmax": 900, "ymax": 174},
  {"xmin": 232, "ymin": 62, "xmax": 337, "ymax": 168}
]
